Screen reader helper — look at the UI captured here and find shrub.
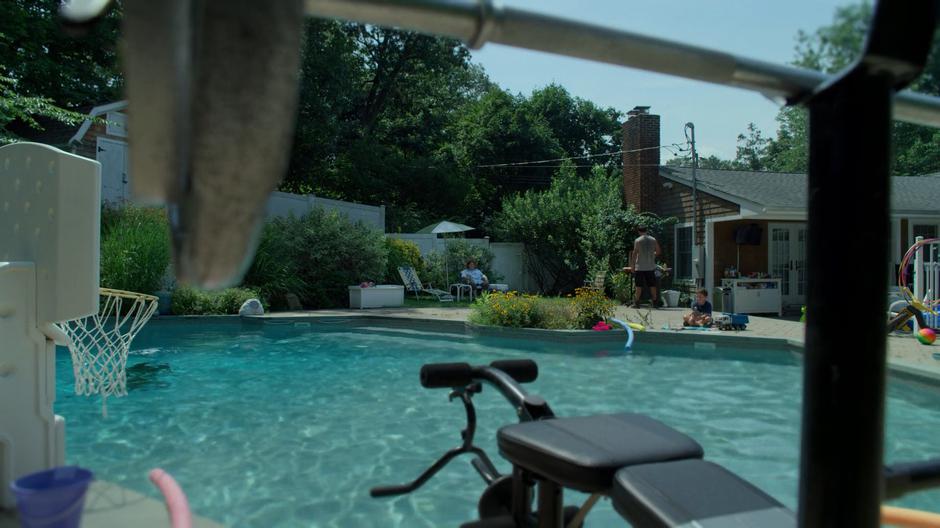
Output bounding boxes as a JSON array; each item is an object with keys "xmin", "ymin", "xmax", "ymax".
[
  {"xmin": 469, "ymin": 291, "xmax": 610, "ymax": 330},
  {"xmin": 171, "ymin": 285, "xmax": 263, "ymax": 315},
  {"xmin": 490, "ymin": 162, "xmax": 674, "ymax": 294},
  {"xmin": 609, "ymin": 271, "xmax": 635, "ymax": 305},
  {"xmin": 241, "ymin": 220, "xmax": 309, "ymax": 309},
  {"xmin": 424, "ymin": 239, "xmax": 498, "ymax": 288},
  {"xmin": 531, "ymin": 298, "xmax": 578, "ymax": 330},
  {"xmin": 99, "ymin": 205, "xmax": 171, "ymax": 295},
  {"xmin": 469, "ymin": 291, "xmax": 537, "ymax": 328},
  {"xmin": 385, "ymin": 238, "xmax": 424, "ymax": 283},
  {"xmin": 571, "ymin": 287, "xmax": 616, "ymax": 329},
  {"xmin": 243, "ymin": 209, "xmax": 387, "ymax": 309}
]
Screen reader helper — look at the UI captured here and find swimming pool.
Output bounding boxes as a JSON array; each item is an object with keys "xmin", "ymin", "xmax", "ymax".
[{"xmin": 55, "ymin": 318, "xmax": 940, "ymax": 527}]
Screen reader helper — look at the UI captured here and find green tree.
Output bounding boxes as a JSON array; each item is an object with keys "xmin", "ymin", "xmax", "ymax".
[
  {"xmin": 0, "ymin": 0, "xmax": 123, "ymax": 108},
  {"xmin": 446, "ymin": 87, "xmax": 564, "ymax": 223},
  {"xmin": 490, "ymin": 161, "xmax": 673, "ymax": 293},
  {"xmin": 284, "ymin": 23, "xmax": 489, "ymax": 231},
  {"xmin": 761, "ymin": 2, "xmax": 940, "ymax": 175},
  {"xmin": 733, "ymin": 123, "xmax": 771, "ymax": 171},
  {"xmin": 0, "ymin": 74, "xmax": 88, "ymax": 143},
  {"xmin": 665, "ymin": 154, "xmax": 735, "ymax": 170},
  {"xmin": 523, "ymin": 84, "xmax": 622, "ymax": 172}
]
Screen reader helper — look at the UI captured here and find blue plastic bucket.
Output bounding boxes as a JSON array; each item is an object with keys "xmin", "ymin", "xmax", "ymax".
[{"xmin": 10, "ymin": 466, "xmax": 93, "ymax": 528}]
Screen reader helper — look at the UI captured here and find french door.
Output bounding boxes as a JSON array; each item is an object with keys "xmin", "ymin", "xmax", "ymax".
[{"xmin": 769, "ymin": 223, "xmax": 807, "ymax": 308}]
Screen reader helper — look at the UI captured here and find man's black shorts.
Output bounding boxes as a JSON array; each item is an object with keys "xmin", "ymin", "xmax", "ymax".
[{"xmin": 634, "ymin": 270, "xmax": 656, "ymax": 288}]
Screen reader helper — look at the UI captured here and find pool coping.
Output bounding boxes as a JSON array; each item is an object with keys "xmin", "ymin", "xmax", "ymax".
[{"xmin": 152, "ymin": 314, "xmax": 940, "ymax": 386}]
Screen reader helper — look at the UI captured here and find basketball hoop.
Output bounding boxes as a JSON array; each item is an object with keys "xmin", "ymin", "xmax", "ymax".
[{"xmin": 56, "ymin": 288, "xmax": 158, "ymax": 414}]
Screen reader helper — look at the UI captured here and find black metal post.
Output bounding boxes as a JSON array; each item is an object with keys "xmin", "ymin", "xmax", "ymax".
[
  {"xmin": 536, "ymin": 479, "xmax": 563, "ymax": 528},
  {"xmin": 797, "ymin": 2, "xmax": 935, "ymax": 526},
  {"xmin": 800, "ymin": 68, "xmax": 893, "ymax": 528}
]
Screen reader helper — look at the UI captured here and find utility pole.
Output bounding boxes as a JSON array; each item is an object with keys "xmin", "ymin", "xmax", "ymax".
[{"xmin": 685, "ymin": 122, "xmax": 701, "ymax": 287}]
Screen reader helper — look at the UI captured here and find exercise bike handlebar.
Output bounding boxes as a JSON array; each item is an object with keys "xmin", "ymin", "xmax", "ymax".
[
  {"xmin": 421, "ymin": 360, "xmax": 551, "ymax": 421},
  {"xmin": 420, "ymin": 360, "xmax": 539, "ymax": 388},
  {"xmin": 370, "ymin": 360, "xmax": 551, "ymax": 499}
]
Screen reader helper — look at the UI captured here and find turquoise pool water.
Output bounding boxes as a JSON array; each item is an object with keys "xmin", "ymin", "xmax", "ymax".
[{"xmin": 55, "ymin": 319, "xmax": 940, "ymax": 527}]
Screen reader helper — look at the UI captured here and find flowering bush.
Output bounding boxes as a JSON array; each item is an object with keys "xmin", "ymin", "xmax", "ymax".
[
  {"xmin": 469, "ymin": 291, "xmax": 537, "ymax": 328},
  {"xmin": 469, "ymin": 288, "xmax": 615, "ymax": 330},
  {"xmin": 571, "ymin": 287, "xmax": 616, "ymax": 329}
]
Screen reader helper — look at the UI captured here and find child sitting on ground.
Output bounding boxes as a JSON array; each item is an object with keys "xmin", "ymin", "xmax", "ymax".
[{"xmin": 683, "ymin": 288, "xmax": 713, "ymax": 327}]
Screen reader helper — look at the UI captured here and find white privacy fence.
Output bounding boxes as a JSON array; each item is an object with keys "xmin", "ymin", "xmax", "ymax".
[
  {"xmin": 913, "ymin": 236, "xmax": 940, "ymax": 329},
  {"xmin": 265, "ymin": 191, "xmax": 385, "ymax": 231},
  {"xmin": 386, "ymin": 234, "xmax": 536, "ymax": 292}
]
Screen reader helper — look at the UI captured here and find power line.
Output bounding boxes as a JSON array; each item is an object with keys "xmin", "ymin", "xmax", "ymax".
[
  {"xmin": 475, "ymin": 143, "xmax": 686, "ymax": 168},
  {"xmin": 470, "ymin": 163, "xmax": 672, "ymax": 169}
]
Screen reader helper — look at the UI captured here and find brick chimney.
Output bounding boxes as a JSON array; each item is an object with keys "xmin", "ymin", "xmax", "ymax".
[{"xmin": 622, "ymin": 106, "xmax": 660, "ymax": 213}]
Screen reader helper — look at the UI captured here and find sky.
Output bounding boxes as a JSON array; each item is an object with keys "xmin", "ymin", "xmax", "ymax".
[{"xmin": 468, "ymin": 0, "xmax": 852, "ymax": 161}]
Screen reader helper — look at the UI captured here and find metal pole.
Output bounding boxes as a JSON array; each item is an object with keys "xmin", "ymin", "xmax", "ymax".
[
  {"xmin": 685, "ymin": 123, "xmax": 700, "ymax": 287},
  {"xmin": 798, "ymin": 2, "xmax": 935, "ymax": 526},
  {"xmin": 305, "ymin": 0, "xmax": 940, "ymax": 129},
  {"xmin": 915, "ymin": 235, "xmax": 925, "ymax": 333}
]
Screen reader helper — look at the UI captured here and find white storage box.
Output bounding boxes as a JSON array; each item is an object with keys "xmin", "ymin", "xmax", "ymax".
[{"xmin": 348, "ymin": 285, "xmax": 405, "ymax": 309}]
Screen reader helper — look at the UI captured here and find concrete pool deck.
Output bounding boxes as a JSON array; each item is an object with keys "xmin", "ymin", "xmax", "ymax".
[
  {"xmin": 265, "ymin": 305, "xmax": 940, "ymax": 382},
  {"xmin": 0, "ymin": 480, "xmax": 224, "ymax": 528}
]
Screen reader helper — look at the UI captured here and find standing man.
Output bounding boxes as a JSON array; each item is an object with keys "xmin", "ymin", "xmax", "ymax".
[{"xmin": 631, "ymin": 225, "xmax": 661, "ymax": 308}]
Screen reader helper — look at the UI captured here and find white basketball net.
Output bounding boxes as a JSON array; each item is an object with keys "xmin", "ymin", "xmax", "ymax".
[{"xmin": 56, "ymin": 288, "xmax": 158, "ymax": 412}]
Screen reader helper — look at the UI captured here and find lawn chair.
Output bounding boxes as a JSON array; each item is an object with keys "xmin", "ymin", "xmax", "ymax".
[{"xmin": 398, "ymin": 266, "xmax": 455, "ymax": 302}]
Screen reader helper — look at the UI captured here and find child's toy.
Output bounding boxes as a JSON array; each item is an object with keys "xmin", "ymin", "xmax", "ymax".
[
  {"xmin": 917, "ymin": 327, "xmax": 937, "ymax": 345},
  {"xmin": 887, "ymin": 299, "xmax": 933, "ymax": 334},
  {"xmin": 592, "ymin": 321, "xmax": 613, "ymax": 331},
  {"xmin": 714, "ymin": 313, "xmax": 749, "ymax": 331}
]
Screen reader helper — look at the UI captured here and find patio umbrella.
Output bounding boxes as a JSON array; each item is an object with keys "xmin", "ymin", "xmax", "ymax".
[
  {"xmin": 416, "ymin": 221, "xmax": 474, "ymax": 234},
  {"xmin": 416, "ymin": 221, "xmax": 475, "ymax": 284}
]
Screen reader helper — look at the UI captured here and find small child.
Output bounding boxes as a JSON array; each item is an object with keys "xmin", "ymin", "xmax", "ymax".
[{"xmin": 683, "ymin": 288, "xmax": 713, "ymax": 327}]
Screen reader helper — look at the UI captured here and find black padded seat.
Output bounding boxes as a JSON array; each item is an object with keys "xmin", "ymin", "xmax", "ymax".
[
  {"xmin": 612, "ymin": 459, "xmax": 795, "ymax": 527},
  {"xmin": 496, "ymin": 413, "xmax": 703, "ymax": 492}
]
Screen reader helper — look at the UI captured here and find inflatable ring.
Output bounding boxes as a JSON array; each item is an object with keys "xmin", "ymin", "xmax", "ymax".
[{"xmin": 882, "ymin": 505, "xmax": 940, "ymax": 527}]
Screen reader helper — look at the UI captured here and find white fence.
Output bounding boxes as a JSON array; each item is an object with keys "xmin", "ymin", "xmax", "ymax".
[
  {"xmin": 386, "ymin": 234, "xmax": 536, "ymax": 292},
  {"xmin": 386, "ymin": 233, "xmax": 488, "ymax": 255},
  {"xmin": 265, "ymin": 191, "xmax": 385, "ymax": 231},
  {"xmin": 913, "ymin": 236, "xmax": 940, "ymax": 329}
]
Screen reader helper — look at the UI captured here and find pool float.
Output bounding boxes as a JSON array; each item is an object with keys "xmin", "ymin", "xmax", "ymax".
[
  {"xmin": 609, "ymin": 318, "xmax": 640, "ymax": 351},
  {"xmin": 149, "ymin": 468, "xmax": 192, "ymax": 528}
]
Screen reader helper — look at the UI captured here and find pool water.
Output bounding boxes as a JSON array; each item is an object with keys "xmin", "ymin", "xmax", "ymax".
[{"xmin": 55, "ymin": 320, "xmax": 940, "ymax": 527}]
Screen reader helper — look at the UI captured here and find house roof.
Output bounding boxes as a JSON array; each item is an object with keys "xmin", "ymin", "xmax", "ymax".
[
  {"xmin": 661, "ymin": 166, "xmax": 940, "ymax": 215},
  {"xmin": 68, "ymin": 100, "xmax": 127, "ymax": 144}
]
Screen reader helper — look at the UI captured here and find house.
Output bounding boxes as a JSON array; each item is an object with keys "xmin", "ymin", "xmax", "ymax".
[
  {"xmin": 7, "ymin": 100, "xmax": 130, "ymax": 204},
  {"xmin": 67, "ymin": 101, "xmax": 130, "ymax": 204},
  {"xmin": 622, "ymin": 106, "xmax": 940, "ymax": 311}
]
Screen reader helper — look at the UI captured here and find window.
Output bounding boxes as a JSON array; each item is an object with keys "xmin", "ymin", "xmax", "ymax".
[
  {"xmin": 105, "ymin": 111, "xmax": 127, "ymax": 138},
  {"xmin": 913, "ymin": 224, "xmax": 938, "ymax": 240},
  {"xmin": 675, "ymin": 225, "xmax": 692, "ymax": 279}
]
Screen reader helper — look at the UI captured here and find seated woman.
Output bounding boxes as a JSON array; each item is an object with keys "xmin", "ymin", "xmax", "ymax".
[
  {"xmin": 683, "ymin": 288, "xmax": 713, "ymax": 327},
  {"xmin": 460, "ymin": 259, "xmax": 489, "ymax": 293}
]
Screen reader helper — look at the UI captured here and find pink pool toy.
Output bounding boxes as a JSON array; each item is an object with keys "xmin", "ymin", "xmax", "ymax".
[{"xmin": 149, "ymin": 468, "xmax": 192, "ymax": 528}]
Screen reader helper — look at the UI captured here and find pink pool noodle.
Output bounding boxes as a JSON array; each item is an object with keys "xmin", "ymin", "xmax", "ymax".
[{"xmin": 149, "ymin": 468, "xmax": 192, "ymax": 528}]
